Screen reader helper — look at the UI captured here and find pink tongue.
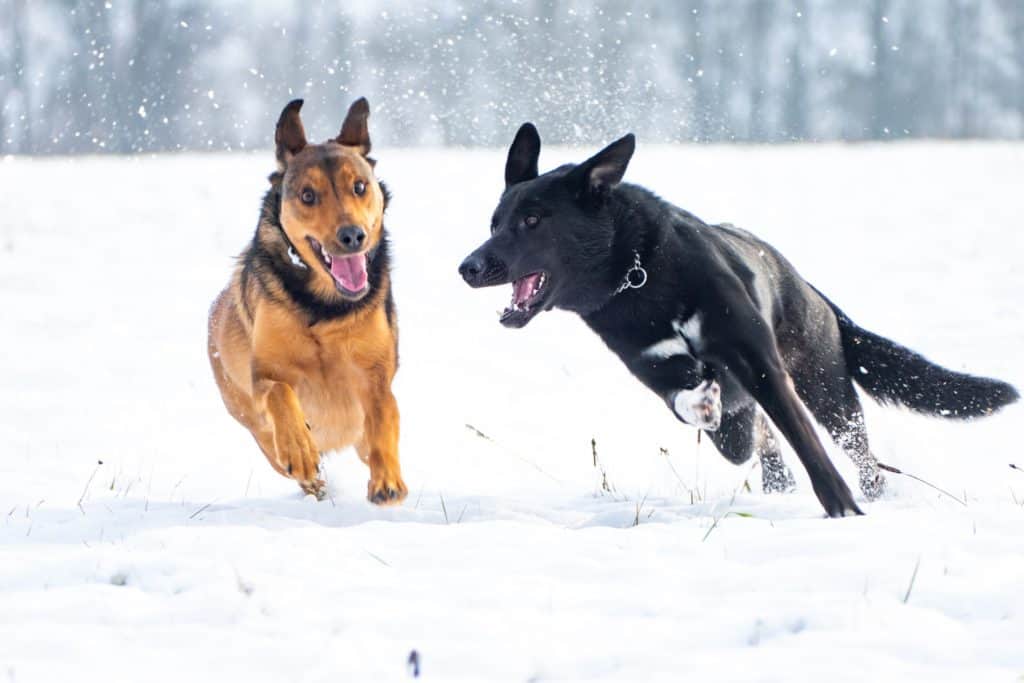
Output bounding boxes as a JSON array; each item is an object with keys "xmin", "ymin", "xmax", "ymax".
[
  {"xmin": 330, "ymin": 253, "xmax": 368, "ymax": 292},
  {"xmin": 514, "ymin": 274, "xmax": 540, "ymax": 305}
]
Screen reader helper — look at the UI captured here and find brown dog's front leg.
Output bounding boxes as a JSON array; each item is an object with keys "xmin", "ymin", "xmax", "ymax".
[
  {"xmin": 253, "ymin": 374, "xmax": 323, "ymax": 497},
  {"xmin": 360, "ymin": 388, "xmax": 407, "ymax": 505}
]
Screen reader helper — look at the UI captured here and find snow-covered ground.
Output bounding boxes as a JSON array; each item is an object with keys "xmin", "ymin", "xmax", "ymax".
[{"xmin": 1, "ymin": 143, "xmax": 1022, "ymax": 682}]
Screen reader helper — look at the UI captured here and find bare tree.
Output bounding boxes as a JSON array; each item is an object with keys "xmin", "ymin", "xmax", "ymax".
[
  {"xmin": 784, "ymin": 0, "xmax": 809, "ymax": 141},
  {"xmin": 3, "ymin": 0, "xmax": 1023, "ymax": 153},
  {"xmin": 746, "ymin": 0, "xmax": 771, "ymax": 141},
  {"xmin": 869, "ymin": 0, "xmax": 893, "ymax": 138},
  {"xmin": 678, "ymin": 1, "xmax": 713, "ymax": 141},
  {"xmin": 9, "ymin": 0, "xmax": 31, "ymax": 153}
]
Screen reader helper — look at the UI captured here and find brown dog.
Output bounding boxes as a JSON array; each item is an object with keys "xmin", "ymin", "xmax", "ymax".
[{"xmin": 207, "ymin": 97, "xmax": 407, "ymax": 504}]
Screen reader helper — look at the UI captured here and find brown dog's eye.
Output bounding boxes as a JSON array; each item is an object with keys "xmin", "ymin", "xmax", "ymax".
[
  {"xmin": 354, "ymin": 180, "xmax": 366, "ymax": 196},
  {"xmin": 524, "ymin": 214, "xmax": 540, "ymax": 228},
  {"xmin": 300, "ymin": 188, "xmax": 316, "ymax": 205}
]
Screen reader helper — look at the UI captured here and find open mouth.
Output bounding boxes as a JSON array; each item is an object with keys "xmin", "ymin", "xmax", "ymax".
[
  {"xmin": 499, "ymin": 271, "xmax": 549, "ymax": 328},
  {"xmin": 307, "ymin": 236, "xmax": 369, "ymax": 297}
]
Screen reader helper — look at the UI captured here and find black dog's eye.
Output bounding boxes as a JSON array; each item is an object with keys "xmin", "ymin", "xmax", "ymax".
[
  {"xmin": 524, "ymin": 214, "xmax": 540, "ymax": 228},
  {"xmin": 354, "ymin": 180, "xmax": 366, "ymax": 196},
  {"xmin": 300, "ymin": 188, "xmax": 316, "ymax": 205}
]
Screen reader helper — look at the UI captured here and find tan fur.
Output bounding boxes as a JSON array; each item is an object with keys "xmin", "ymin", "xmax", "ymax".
[{"xmin": 207, "ymin": 98, "xmax": 406, "ymax": 504}]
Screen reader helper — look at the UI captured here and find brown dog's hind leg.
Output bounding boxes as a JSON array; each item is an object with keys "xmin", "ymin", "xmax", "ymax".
[{"xmin": 359, "ymin": 388, "xmax": 407, "ymax": 505}]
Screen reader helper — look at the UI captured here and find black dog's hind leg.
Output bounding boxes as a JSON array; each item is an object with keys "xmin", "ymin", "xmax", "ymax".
[
  {"xmin": 709, "ymin": 404, "xmax": 796, "ymax": 494},
  {"xmin": 792, "ymin": 370, "xmax": 886, "ymax": 500},
  {"xmin": 753, "ymin": 411, "xmax": 796, "ymax": 493}
]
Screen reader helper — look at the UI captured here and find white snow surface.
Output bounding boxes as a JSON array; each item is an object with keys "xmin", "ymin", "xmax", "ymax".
[{"xmin": 1, "ymin": 143, "xmax": 1022, "ymax": 682}]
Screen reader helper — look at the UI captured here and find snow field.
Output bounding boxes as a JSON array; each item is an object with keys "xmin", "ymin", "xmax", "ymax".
[{"xmin": 0, "ymin": 143, "xmax": 1022, "ymax": 681}]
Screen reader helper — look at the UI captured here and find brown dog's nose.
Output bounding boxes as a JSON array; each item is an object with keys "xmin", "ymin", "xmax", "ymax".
[{"xmin": 337, "ymin": 225, "xmax": 366, "ymax": 252}]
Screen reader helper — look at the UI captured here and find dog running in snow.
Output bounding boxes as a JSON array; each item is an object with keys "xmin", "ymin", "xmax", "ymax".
[
  {"xmin": 459, "ymin": 124, "xmax": 1018, "ymax": 517},
  {"xmin": 208, "ymin": 98, "xmax": 406, "ymax": 504}
]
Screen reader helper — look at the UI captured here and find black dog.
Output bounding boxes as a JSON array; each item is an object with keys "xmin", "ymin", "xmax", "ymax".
[{"xmin": 459, "ymin": 124, "xmax": 1019, "ymax": 517}]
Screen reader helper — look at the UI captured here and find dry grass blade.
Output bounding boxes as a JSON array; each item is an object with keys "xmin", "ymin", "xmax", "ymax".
[
  {"xmin": 465, "ymin": 424, "xmax": 492, "ymax": 441},
  {"xmin": 631, "ymin": 494, "xmax": 650, "ymax": 527},
  {"xmin": 591, "ymin": 438, "xmax": 616, "ymax": 497},
  {"xmin": 365, "ymin": 550, "xmax": 391, "ymax": 567},
  {"xmin": 877, "ymin": 461, "xmax": 967, "ymax": 507},
  {"xmin": 189, "ymin": 501, "xmax": 214, "ymax": 519},
  {"xmin": 77, "ymin": 460, "xmax": 104, "ymax": 513},
  {"xmin": 903, "ymin": 556, "xmax": 922, "ymax": 604}
]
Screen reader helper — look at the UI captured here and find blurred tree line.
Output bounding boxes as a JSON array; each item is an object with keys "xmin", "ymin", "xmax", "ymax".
[{"xmin": 1, "ymin": 0, "xmax": 1022, "ymax": 154}]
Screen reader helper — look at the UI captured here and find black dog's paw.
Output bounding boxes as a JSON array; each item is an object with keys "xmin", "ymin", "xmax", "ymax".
[
  {"xmin": 672, "ymin": 380, "xmax": 722, "ymax": 431},
  {"xmin": 859, "ymin": 470, "xmax": 887, "ymax": 501},
  {"xmin": 821, "ymin": 488, "xmax": 864, "ymax": 518}
]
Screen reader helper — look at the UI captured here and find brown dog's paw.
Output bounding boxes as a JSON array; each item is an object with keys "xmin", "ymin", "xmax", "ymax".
[
  {"xmin": 275, "ymin": 424, "xmax": 322, "ymax": 492},
  {"xmin": 367, "ymin": 475, "xmax": 408, "ymax": 506},
  {"xmin": 301, "ymin": 478, "xmax": 327, "ymax": 500}
]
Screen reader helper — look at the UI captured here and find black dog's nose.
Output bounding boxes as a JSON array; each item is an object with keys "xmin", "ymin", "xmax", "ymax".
[
  {"xmin": 459, "ymin": 254, "xmax": 485, "ymax": 285},
  {"xmin": 337, "ymin": 225, "xmax": 366, "ymax": 252}
]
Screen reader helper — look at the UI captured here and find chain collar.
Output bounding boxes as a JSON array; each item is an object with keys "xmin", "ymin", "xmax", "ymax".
[{"xmin": 614, "ymin": 250, "xmax": 648, "ymax": 295}]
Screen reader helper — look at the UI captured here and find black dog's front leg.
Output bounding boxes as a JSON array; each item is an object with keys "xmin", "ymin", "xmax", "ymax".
[
  {"xmin": 627, "ymin": 354, "xmax": 721, "ymax": 431},
  {"xmin": 670, "ymin": 378, "xmax": 721, "ymax": 431},
  {"xmin": 703, "ymin": 292, "xmax": 861, "ymax": 517},
  {"xmin": 719, "ymin": 339, "xmax": 861, "ymax": 517}
]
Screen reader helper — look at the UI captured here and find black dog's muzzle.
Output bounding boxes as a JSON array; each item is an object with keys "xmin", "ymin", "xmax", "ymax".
[{"xmin": 459, "ymin": 246, "xmax": 508, "ymax": 287}]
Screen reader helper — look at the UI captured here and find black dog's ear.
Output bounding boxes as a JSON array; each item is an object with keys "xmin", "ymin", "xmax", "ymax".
[
  {"xmin": 570, "ymin": 133, "xmax": 636, "ymax": 195},
  {"xmin": 505, "ymin": 123, "xmax": 541, "ymax": 187},
  {"xmin": 275, "ymin": 99, "xmax": 307, "ymax": 167},
  {"xmin": 337, "ymin": 97, "xmax": 371, "ymax": 156}
]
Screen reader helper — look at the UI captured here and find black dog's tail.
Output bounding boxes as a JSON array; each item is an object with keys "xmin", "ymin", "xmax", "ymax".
[{"xmin": 816, "ymin": 291, "xmax": 1019, "ymax": 419}]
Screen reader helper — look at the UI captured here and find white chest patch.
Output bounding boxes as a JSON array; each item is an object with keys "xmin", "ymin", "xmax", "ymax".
[
  {"xmin": 674, "ymin": 313, "xmax": 703, "ymax": 353},
  {"xmin": 641, "ymin": 313, "xmax": 704, "ymax": 360},
  {"xmin": 642, "ymin": 336, "xmax": 690, "ymax": 360}
]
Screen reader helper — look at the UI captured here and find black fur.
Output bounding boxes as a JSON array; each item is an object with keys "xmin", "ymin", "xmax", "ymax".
[
  {"xmin": 816, "ymin": 289, "xmax": 1019, "ymax": 418},
  {"xmin": 460, "ymin": 125, "xmax": 1018, "ymax": 518},
  {"xmin": 240, "ymin": 178, "xmax": 393, "ymax": 326}
]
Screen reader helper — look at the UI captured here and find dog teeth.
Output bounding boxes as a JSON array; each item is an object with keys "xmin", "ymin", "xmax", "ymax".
[
  {"xmin": 507, "ymin": 295, "xmax": 528, "ymax": 312},
  {"xmin": 506, "ymin": 273, "xmax": 546, "ymax": 316},
  {"xmin": 321, "ymin": 246, "xmax": 332, "ymax": 265}
]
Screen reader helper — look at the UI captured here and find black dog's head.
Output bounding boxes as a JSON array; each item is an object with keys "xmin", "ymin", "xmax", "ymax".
[{"xmin": 458, "ymin": 124, "xmax": 636, "ymax": 328}]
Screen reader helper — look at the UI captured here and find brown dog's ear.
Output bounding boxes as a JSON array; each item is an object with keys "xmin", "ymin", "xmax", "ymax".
[
  {"xmin": 337, "ymin": 97, "xmax": 371, "ymax": 156},
  {"xmin": 275, "ymin": 99, "xmax": 307, "ymax": 167}
]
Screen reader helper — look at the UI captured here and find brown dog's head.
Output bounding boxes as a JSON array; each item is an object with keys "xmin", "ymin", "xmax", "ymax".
[{"xmin": 272, "ymin": 98, "xmax": 386, "ymax": 302}]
